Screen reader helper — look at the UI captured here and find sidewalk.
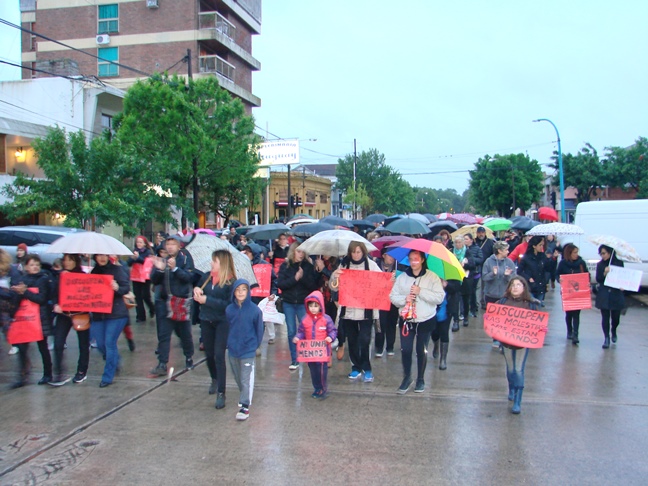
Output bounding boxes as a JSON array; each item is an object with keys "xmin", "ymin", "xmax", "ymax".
[{"xmin": 1, "ymin": 289, "xmax": 647, "ymax": 485}]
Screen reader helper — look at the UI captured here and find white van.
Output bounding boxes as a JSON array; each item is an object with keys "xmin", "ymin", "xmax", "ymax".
[{"xmin": 561, "ymin": 200, "xmax": 648, "ymax": 287}]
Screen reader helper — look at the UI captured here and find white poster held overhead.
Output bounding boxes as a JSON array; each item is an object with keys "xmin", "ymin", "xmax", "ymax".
[{"xmin": 604, "ymin": 265, "xmax": 642, "ymax": 292}]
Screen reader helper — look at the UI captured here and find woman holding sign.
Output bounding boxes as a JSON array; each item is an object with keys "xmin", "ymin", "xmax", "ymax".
[
  {"xmin": 595, "ymin": 245, "xmax": 625, "ymax": 349},
  {"xmin": 556, "ymin": 244, "xmax": 589, "ymax": 345},
  {"xmin": 497, "ymin": 276, "xmax": 539, "ymax": 414}
]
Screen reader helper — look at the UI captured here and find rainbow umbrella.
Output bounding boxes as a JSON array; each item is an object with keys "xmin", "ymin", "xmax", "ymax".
[{"xmin": 386, "ymin": 239, "xmax": 466, "ymax": 281}]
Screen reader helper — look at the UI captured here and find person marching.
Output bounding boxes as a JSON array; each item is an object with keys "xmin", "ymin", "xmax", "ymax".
[
  {"xmin": 225, "ymin": 279, "xmax": 264, "ymax": 421},
  {"xmin": 294, "ymin": 290, "xmax": 337, "ymax": 399},
  {"xmin": 556, "ymin": 243, "xmax": 589, "ymax": 345},
  {"xmin": 127, "ymin": 235, "xmax": 155, "ymax": 323},
  {"xmin": 595, "ymin": 245, "xmax": 625, "ymax": 349},
  {"xmin": 390, "ymin": 250, "xmax": 445, "ymax": 394},
  {"xmin": 482, "ymin": 241, "xmax": 517, "ymax": 348}
]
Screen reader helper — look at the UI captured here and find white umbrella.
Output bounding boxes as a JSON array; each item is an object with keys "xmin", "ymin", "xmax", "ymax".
[
  {"xmin": 184, "ymin": 233, "xmax": 257, "ymax": 284},
  {"xmin": 526, "ymin": 222, "xmax": 585, "ymax": 236},
  {"xmin": 297, "ymin": 230, "xmax": 378, "ymax": 257},
  {"xmin": 587, "ymin": 234, "xmax": 641, "ymax": 263},
  {"xmin": 46, "ymin": 231, "xmax": 132, "ymax": 256}
]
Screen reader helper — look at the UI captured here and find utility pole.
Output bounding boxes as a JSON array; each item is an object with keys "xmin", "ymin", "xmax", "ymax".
[
  {"xmin": 286, "ymin": 164, "xmax": 292, "ymax": 220},
  {"xmin": 353, "ymin": 138, "xmax": 357, "ymax": 219},
  {"xmin": 187, "ymin": 49, "xmax": 200, "ymax": 227}
]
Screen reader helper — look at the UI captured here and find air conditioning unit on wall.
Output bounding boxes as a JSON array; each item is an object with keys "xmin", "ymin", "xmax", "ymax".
[
  {"xmin": 146, "ymin": 0, "xmax": 159, "ymax": 8},
  {"xmin": 96, "ymin": 34, "xmax": 111, "ymax": 45}
]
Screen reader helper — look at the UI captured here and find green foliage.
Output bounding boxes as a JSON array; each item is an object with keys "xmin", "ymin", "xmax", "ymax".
[
  {"xmin": 602, "ymin": 137, "xmax": 648, "ymax": 198},
  {"xmin": 468, "ymin": 153, "xmax": 544, "ymax": 217},
  {"xmin": 550, "ymin": 143, "xmax": 602, "ymax": 203},
  {"xmin": 343, "ymin": 183, "xmax": 371, "ymax": 218},
  {"xmin": 413, "ymin": 187, "xmax": 467, "ymax": 213},
  {"xmin": 336, "ymin": 148, "xmax": 415, "ymax": 214},
  {"xmin": 0, "ymin": 127, "xmax": 168, "ymax": 235}
]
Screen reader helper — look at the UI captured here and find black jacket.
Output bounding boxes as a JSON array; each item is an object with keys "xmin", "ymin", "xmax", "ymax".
[
  {"xmin": 464, "ymin": 243, "xmax": 484, "ymax": 277},
  {"xmin": 595, "ymin": 258, "xmax": 625, "ymax": 310},
  {"xmin": 517, "ymin": 252, "xmax": 548, "ymax": 294},
  {"xmin": 196, "ymin": 274, "xmax": 234, "ymax": 324},
  {"xmin": 150, "ymin": 250, "xmax": 195, "ymax": 300},
  {"xmin": 90, "ymin": 262, "xmax": 130, "ymax": 320},
  {"xmin": 20, "ymin": 270, "xmax": 53, "ymax": 336},
  {"xmin": 276, "ymin": 259, "xmax": 319, "ymax": 305}
]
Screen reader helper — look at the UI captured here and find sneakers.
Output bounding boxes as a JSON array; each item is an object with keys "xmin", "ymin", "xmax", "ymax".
[
  {"xmin": 149, "ymin": 363, "xmax": 167, "ymax": 377},
  {"xmin": 312, "ymin": 389, "xmax": 328, "ymax": 399},
  {"xmin": 348, "ymin": 370, "xmax": 362, "ymax": 380},
  {"xmin": 236, "ymin": 407, "xmax": 249, "ymax": 421},
  {"xmin": 127, "ymin": 339, "xmax": 136, "ymax": 352},
  {"xmin": 185, "ymin": 358, "xmax": 194, "ymax": 370},
  {"xmin": 268, "ymin": 338, "xmax": 275, "ymax": 344},
  {"xmin": 363, "ymin": 370, "xmax": 374, "ymax": 383},
  {"xmin": 48, "ymin": 375, "xmax": 71, "ymax": 387},
  {"xmin": 414, "ymin": 380, "xmax": 425, "ymax": 393},
  {"xmin": 375, "ymin": 351, "xmax": 383, "ymax": 358},
  {"xmin": 397, "ymin": 377, "xmax": 413, "ymax": 395},
  {"xmin": 72, "ymin": 372, "xmax": 87, "ymax": 384},
  {"xmin": 215, "ymin": 392, "xmax": 226, "ymax": 409},
  {"xmin": 99, "ymin": 381, "xmax": 111, "ymax": 388},
  {"xmin": 387, "ymin": 350, "xmax": 395, "ymax": 356},
  {"xmin": 288, "ymin": 361, "xmax": 299, "ymax": 371},
  {"xmin": 37, "ymin": 375, "xmax": 52, "ymax": 385},
  {"xmin": 492, "ymin": 340, "xmax": 501, "ymax": 348},
  {"xmin": 8, "ymin": 346, "xmax": 18, "ymax": 355}
]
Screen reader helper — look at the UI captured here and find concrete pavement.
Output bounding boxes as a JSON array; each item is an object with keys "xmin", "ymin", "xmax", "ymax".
[{"xmin": 1, "ymin": 288, "xmax": 647, "ymax": 485}]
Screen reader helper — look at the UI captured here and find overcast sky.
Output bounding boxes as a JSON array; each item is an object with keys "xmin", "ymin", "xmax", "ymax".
[{"xmin": 252, "ymin": 1, "xmax": 648, "ymax": 193}]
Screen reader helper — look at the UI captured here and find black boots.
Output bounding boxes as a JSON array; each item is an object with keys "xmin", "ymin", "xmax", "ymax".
[
  {"xmin": 572, "ymin": 323, "xmax": 579, "ymax": 345},
  {"xmin": 208, "ymin": 379, "xmax": 217, "ymax": 395},
  {"xmin": 451, "ymin": 319, "xmax": 459, "ymax": 332},
  {"xmin": 602, "ymin": 337, "xmax": 610, "ymax": 349},
  {"xmin": 432, "ymin": 340, "xmax": 439, "ymax": 359},
  {"xmin": 439, "ymin": 343, "xmax": 448, "ymax": 370}
]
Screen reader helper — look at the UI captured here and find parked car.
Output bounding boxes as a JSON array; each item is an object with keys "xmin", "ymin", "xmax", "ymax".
[{"xmin": 0, "ymin": 225, "xmax": 86, "ymax": 267}]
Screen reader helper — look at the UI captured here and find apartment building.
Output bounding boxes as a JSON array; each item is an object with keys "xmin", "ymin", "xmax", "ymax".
[{"xmin": 19, "ymin": 0, "xmax": 261, "ymax": 112}]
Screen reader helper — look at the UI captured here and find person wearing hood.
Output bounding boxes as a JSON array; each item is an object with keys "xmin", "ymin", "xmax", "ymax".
[
  {"xmin": 294, "ymin": 290, "xmax": 337, "ymax": 399},
  {"xmin": 242, "ymin": 244, "xmax": 278, "ymax": 345},
  {"xmin": 9, "ymin": 254, "xmax": 53, "ymax": 388},
  {"xmin": 556, "ymin": 243, "xmax": 589, "ymax": 345},
  {"xmin": 194, "ymin": 250, "xmax": 237, "ymax": 409},
  {"xmin": 226, "ymin": 279, "xmax": 264, "ymax": 421},
  {"xmin": 390, "ymin": 250, "xmax": 445, "ymax": 394}
]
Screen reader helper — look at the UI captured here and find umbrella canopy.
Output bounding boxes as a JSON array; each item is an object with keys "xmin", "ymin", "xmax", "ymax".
[
  {"xmin": 383, "ymin": 214, "xmax": 406, "ymax": 227},
  {"xmin": 451, "ymin": 224, "xmax": 494, "ymax": 240},
  {"xmin": 319, "ymin": 216, "xmax": 352, "ymax": 228},
  {"xmin": 407, "ymin": 213, "xmax": 430, "ymax": 224},
  {"xmin": 386, "ymin": 239, "xmax": 466, "ymax": 281},
  {"xmin": 439, "ymin": 213, "xmax": 478, "ymax": 225},
  {"xmin": 289, "ymin": 222, "xmax": 336, "ymax": 238},
  {"xmin": 46, "ymin": 231, "xmax": 132, "ymax": 256},
  {"xmin": 428, "ymin": 220, "xmax": 459, "ymax": 232},
  {"xmin": 286, "ymin": 217, "xmax": 318, "ymax": 228},
  {"xmin": 245, "ymin": 223, "xmax": 290, "ymax": 241},
  {"xmin": 510, "ymin": 217, "xmax": 541, "ymax": 232},
  {"xmin": 184, "ymin": 233, "xmax": 257, "ymax": 283},
  {"xmin": 369, "ymin": 235, "xmax": 414, "ymax": 258},
  {"xmin": 194, "ymin": 228, "xmax": 216, "ymax": 236},
  {"xmin": 423, "ymin": 213, "xmax": 438, "ymax": 223},
  {"xmin": 289, "ymin": 213, "xmax": 315, "ymax": 221},
  {"xmin": 235, "ymin": 225, "xmax": 253, "ymax": 235},
  {"xmin": 587, "ymin": 235, "xmax": 641, "ymax": 263},
  {"xmin": 483, "ymin": 218, "xmax": 512, "ymax": 232},
  {"xmin": 526, "ymin": 223, "xmax": 584, "ymax": 236},
  {"xmin": 366, "ymin": 213, "xmax": 388, "ymax": 224},
  {"xmin": 384, "ymin": 217, "xmax": 431, "ymax": 236},
  {"xmin": 351, "ymin": 219, "xmax": 374, "ymax": 230},
  {"xmin": 297, "ymin": 230, "xmax": 378, "ymax": 257},
  {"xmin": 538, "ymin": 206, "xmax": 559, "ymax": 222},
  {"xmin": 373, "ymin": 226, "xmax": 391, "ymax": 234}
]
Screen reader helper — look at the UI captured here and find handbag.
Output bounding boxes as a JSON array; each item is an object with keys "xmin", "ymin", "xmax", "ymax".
[
  {"xmin": 275, "ymin": 296, "xmax": 283, "ymax": 313},
  {"xmin": 71, "ymin": 313, "xmax": 91, "ymax": 331},
  {"xmin": 166, "ymin": 268, "xmax": 192, "ymax": 321}
]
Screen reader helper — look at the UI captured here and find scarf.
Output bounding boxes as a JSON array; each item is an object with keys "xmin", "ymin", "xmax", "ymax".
[{"xmin": 453, "ymin": 246, "xmax": 466, "ymax": 262}]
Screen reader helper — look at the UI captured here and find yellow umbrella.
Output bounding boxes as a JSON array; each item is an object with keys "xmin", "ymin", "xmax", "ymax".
[{"xmin": 450, "ymin": 224, "xmax": 493, "ymax": 240}]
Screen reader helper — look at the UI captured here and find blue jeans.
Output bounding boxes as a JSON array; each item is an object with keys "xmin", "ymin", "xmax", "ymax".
[
  {"xmin": 282, "ymin": 302, "xmax": 306, "ymax": 363},
  {"xmin": 92, "ymin": 317, "xmax": 128, "ymax": 384}
]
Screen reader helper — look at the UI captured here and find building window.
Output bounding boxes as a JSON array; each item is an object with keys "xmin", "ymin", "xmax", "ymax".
[
  {"xmin": 98, "ymin": 47, "xmax": 118, "ymax": 77},
  {"xmin": 199, "ymin": 54, "xmax": 235, "ymax": 81},
  {"xmin": 320, "ymin": 193, "xmax": 328, "ymax": 203},
  {"xmin": 101, "ymin": 114, "xmax": 114, "ymax": 135},
  {"xmin": 98, "ymin": 4, "xmax": 119, "ymax": 34}
]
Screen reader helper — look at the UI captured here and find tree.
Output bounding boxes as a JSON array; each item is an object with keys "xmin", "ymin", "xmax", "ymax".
[
  {"xmin": 602, "ymin": 137, "xmax": 648, "ymax": 198},
  {"xmin": 343, "ymin": 183, "xmax": 371, "ymax": 218},
  {"xmin": 0, "ymin": 127, "xmax": 170, "ymax": 234},
  {"xmin": 549, "ymin": 143, "xmax": 603, "ymax": 203},
  {"xmin": 336, "ymin": 148, "xmax": 415, "ymax": 215},
  {"xmin": 468, "ymin": 153, "xmax": 544, "ymax": 217},
  {"xmin": 115, "ymin": 74, "xmax": 261, "ymax": 227}
]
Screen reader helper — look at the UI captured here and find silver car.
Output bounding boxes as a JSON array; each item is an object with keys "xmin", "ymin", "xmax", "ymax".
[{"xmin": 0, "ymin": 225, "xmax": 86, "ymax": 267}]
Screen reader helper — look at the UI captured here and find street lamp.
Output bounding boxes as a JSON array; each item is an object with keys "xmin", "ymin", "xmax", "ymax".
[{"xmin": 533, "ymin": 118, "xmax": 565, "ymax": 222}]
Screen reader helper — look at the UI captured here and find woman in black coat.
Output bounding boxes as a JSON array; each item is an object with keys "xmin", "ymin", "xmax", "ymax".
[
  {"xmin": 556, "ymin": 243, "xmax": 589, "ymax": 345},
  {"xmin": 595, "ymin": 244, "xmax": 625, "ymax": 349},
  {"xmin": 517, "ymin": 236, "xmax": 548, "ymax": 306}
]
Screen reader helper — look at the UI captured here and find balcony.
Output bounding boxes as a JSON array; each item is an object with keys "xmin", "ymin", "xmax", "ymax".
[
  {"xmin": 198, "ymin": 54, "xmax": 235, "ymax": 81},
  {"xmin": 199, "ymin": 11, "xmax": 236, "ymax": 40}
]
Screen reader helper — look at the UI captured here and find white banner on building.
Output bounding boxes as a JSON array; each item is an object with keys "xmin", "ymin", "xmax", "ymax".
[{"xmin": 257, "ymin": 139, "xmax": 299, "ymax": 166}]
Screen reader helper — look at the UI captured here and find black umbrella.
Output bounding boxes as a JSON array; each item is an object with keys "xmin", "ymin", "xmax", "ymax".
[
  {"xmin": 289, "ymin": 222, "xmax": 336, "ymax": 238},
  {"xmin": 423, "ymin": 213, "xmax": 438, "ymax": 223},
  {"xmin": 510, "ymin": 217, "xmax": 541, "ymax": 232},
  {"xmin": 366, "ymin": 213, "xmax": 388, "ymax": 224},
  {"xmin": 351, "ymin": 219, "xmax": 375, "ymax": 230},
  {"xmin": 245, "ymin": 223, "xmax": 290, "ymax": 241},
  {"xmin": 319, "ymin": 216, "xmax": 352, "ymax": 228},
  {"xmin": 384, "ymin": 214, "xmax": 405, "ymax": 227},
  {"xmin": 427, "ymin": 220, "xmax": 459, "ymax": 237}
]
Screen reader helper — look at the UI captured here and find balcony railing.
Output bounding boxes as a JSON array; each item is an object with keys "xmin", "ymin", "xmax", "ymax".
[
  {"xmin": 199, "ymin": 54, "xmax": 235, "ymax": 81},
  {"xmin": 199, "ymin": 11, "xmax": 236, "ymax": 40}
]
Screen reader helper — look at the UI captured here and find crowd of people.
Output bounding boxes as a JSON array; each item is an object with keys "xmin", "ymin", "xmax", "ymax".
[{"xmin": 0, "ymin": 222, "xmax": 630, "ymax": 418}]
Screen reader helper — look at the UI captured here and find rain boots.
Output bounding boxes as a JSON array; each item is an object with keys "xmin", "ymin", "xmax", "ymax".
[
  {"xmin": 571, "ymin": 322, "xmax": 579, "ymax": 346},
  {"xmin": 511, "ymin": 387, "xmax": 524, "ymax": 414},
  {"xmin": 439, "ymin": 343, "xmax": 448, "ymax": 370},
  {"xmin": 566, "ymin": 321, "xmax": 573, "ymax": 340},
  {"xmin": 432, "ymin": 339, "xmax": 439, "ymax": 359}
]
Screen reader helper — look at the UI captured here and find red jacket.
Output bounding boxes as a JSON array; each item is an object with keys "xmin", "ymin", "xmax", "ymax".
[{"xmin": 296, "ymin": 291, "xmax": 337, "ymax": 342}]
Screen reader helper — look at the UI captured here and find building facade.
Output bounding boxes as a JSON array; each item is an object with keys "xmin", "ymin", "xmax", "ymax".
[{"xmin": 19, "ymin": 0, "xmax": 261, "ymax": 112}]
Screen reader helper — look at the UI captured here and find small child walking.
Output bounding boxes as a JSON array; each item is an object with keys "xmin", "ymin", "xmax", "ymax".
[
  {"xmin": 293, "ymin": 291, "xmax": 337, "ymax": 399},
  {"xmin": 225, "ymin": 279, "xmax": 264, "ymax": 421}
]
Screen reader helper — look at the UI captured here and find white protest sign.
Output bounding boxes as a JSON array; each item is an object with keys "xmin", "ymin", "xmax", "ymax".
[{"xmin": 604, "ymin": 265, "xmax": 642, "ymax": 292}]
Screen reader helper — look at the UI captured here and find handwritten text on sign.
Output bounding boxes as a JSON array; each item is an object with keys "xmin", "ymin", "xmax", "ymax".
[
  {"xmin": 605, "ymin": 265, "xmax": 642, "ymax": 293},
  {"xmin": 560, "ymin": 273, "xmax": 592, "ymax": 311},
  {"xmin": 251, "ymin": 264, "xmax": 272, "ymax": 298},
  {"xmin": 483, "ymin": 303, "xmax": 548, "ymax": 348},
  {"xmin": 59, "ymin": 273, "xmax": 115, "ymax": 312},
  {"xmin": 338, "ymin": 270, "xmax": 393, "ymax": 311},
  {"xmin": 296, "ymin": 340, "xmax": 330, "ymax": 363}
]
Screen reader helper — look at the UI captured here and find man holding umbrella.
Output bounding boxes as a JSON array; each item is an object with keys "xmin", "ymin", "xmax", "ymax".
[{"xmin": 149, "ymin": 235, "xmax": 196, "ymax": 376}]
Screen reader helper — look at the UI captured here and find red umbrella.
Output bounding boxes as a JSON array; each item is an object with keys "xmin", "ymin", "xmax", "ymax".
[
  {"xmin": 538, "ymin": 206, "xmax": 559, "ymax": 222},
  {"xmin": 369, "ymin": 235, "xmax": 413, "ymax": 258}
]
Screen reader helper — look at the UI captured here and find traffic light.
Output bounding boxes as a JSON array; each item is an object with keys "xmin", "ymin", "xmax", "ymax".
[
  {"xmin": 551, "ymin": 191, "xmax": 557, "ymax": 208},
  {"xmin": 297, "ymin": 196, "xmax": 302, "ymax": 207},
  {"xmin": 290, "ymin": 195, "xmax": 295, "ymax": 208}
]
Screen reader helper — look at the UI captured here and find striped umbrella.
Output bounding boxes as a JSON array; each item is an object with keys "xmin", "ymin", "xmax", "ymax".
[{"xmin": 387, "ymin": 239, "xmax": 466, "ymax": 281}]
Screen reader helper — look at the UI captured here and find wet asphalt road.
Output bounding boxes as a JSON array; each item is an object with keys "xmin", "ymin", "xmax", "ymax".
[{"xmin": 0, "ymin": 288, "xmax": 647, "ymax": 485}]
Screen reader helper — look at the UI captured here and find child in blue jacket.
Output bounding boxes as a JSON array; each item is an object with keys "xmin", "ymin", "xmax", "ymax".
[
  {"xmin": 293, "ymin": 290, "xmax": 337, "ymax": 399},
  {"xmin": 226, "ymin": 279, "xmax": 264, "ymax": 421}
]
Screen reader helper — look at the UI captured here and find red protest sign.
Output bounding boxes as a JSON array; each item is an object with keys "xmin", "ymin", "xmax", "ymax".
[
  {"xmin": 560, "ymin": 273, "xmax": 592, "ymax": 311},
  {"xmin": 483, "ymin": 303, "xmax": 548, "ymax": 348},
  {"xmin": 251, "ymin": 264, "xmax": 272, "ymax": 298},
  {"xmin": 130, "ymin": 257, "xmax": 154, "ymax": 283},
  {"xmin": 7, "ymin": 288, "xmax": 43, "ymax": 345},
  {"xmin": 338, "ymin": 269, "xmax": 393, "ymax": 311},
  {"xmin": 296, "ymin": 339, "xmax": 330, "ymax": 363},
  {"xmin": 273, "ymin": 258, "xmax": 285, "ymax": 276},
  {"xmin": 59, "ymin": 273, "xmax": 115, "ymax": 313}
]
